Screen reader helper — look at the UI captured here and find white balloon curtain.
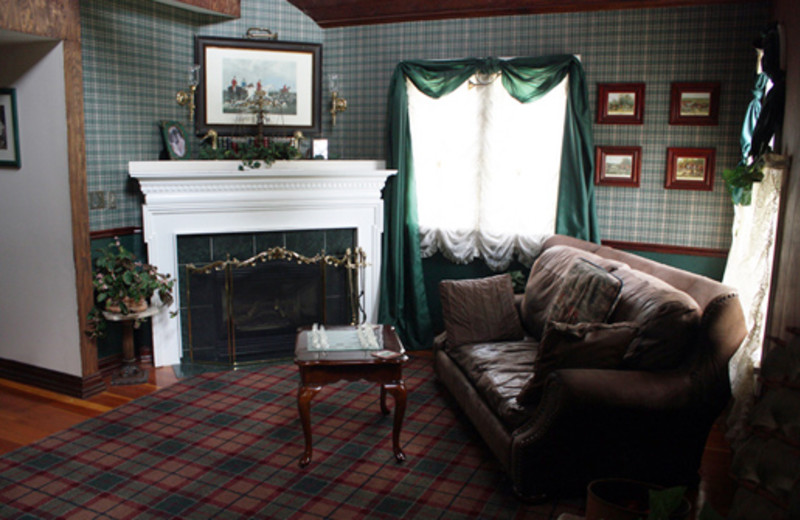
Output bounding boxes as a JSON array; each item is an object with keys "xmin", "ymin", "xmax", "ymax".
[{"xmin": 406, "ymin": 74, "xmax": 568, "ymax": 271}]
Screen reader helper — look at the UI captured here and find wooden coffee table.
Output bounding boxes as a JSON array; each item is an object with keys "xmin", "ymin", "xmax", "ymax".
[{"xmin": 294, "ymin": 324, "xmax": 408, "ymax": 467}]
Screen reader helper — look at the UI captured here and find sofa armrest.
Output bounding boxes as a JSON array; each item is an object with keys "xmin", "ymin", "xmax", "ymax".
[
  {"xmin": 510, "ymin": 367, "xmax": 711, "ymax": 498},
  {"xmin": 544, "ymin": 367, "xmax": 692, "ymax": 411}
]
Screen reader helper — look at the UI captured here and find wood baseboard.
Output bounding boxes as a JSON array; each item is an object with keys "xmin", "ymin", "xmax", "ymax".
[
  {"xmin": 0, "ymin": 358, "xmax": 106, "ymax": 399},
  {"xmin": 601, "ymin": 239, "xmax": 728, "ymax": 258}
]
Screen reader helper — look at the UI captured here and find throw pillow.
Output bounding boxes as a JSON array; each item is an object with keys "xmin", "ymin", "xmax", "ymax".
[
  {"xmin": 439, "ymin": 274, "xmax": 526, "ymax": 348},
  {"xmin": 517, "ymin": 321, "xmax": 639, "ymax": 405},
  {"xmin": 544, "ymin": 258, "xmax": 623, "ymax": 326},
  {"xmin": 520, "ymin": 245, "xmax": 627, "ymax": 340},
  {"xmin": 611, "ymin": 267, "xmax": 702, "ymax": 370}
]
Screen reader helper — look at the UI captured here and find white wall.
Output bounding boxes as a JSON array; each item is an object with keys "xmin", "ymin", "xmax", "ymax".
[{"xmin": 0, "ymin": 40, "xmax": 82, "ymax": 376}]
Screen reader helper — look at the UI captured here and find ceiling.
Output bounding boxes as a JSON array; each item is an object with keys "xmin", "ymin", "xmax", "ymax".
[{"xmin": 286, "ymin": 0, "xmax": 770, "ymax": 28}]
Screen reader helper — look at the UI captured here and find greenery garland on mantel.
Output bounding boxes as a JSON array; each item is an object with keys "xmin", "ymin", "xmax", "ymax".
[{"xmin": 197, "ymin": 140, "xmax": 302, "ymax": 170}]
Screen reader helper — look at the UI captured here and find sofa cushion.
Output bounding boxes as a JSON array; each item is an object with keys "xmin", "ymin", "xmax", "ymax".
[
  {"xmin": 517, "ymin": 321, "xmax": 639, "ymax": 405},
  {"xmin": 521, "ymin": 246, "xmax": 627, "ymax": 339},
  {"xmin": 545, "ymin": 258, "xmax": 623, "ymax": 326},
  {"xmin": 439, "ymin": 274, "xmax": 525, "ymax": 348},
  {"xmin": 610, "ymin": 267, "xmax": 702, "ymax": 370},
  {"xmin": 448, "ymin": 341, "xmax": 539, "ymax": 429}
]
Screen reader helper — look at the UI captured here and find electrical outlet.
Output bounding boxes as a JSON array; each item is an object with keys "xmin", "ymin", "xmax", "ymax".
[
  {"xmin": 107, "ymin": 191, "xmax": 117, "ymax": 209},
  {"xmin": 89, "ymin": 191, "xmax": 105, "ymax": 210}
]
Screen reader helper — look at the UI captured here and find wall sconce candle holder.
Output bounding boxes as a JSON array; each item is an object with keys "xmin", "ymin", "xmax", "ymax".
[
  {"xmin": 328, "ymin": 73, "xmax": 348, "ymax": 126},
  {"xmin": 176, "ymin": 65, "xmax": 200, "ymax": 121},
  {"xmin": 331, "ymin": 91, "xmax": 348, "ymax": 126}
]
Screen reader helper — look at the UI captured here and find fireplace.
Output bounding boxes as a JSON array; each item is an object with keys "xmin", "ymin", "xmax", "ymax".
[
  {"xmin": 129, "ymin": 160, "xmax": 395, "ymax": 367},
  {"xmin": 182, "ymin": 241, "xmax": 365, "ymax": 365}
]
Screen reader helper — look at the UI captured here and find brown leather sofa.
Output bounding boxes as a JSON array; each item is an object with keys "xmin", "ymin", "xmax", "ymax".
[{"xmin": 433, "ymin": 235, "xmax": 747, "ymax": 500}]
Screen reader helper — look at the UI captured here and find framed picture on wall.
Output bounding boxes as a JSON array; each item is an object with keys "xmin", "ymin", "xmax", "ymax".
[
  {"xmin": 665, "ymin": 147, "xmax": 715, "ymax": 191},
  {"xmin": 669, "ymin": 82, "xmax": 720, "ymax": 125},
  {"xmin": 595, "ymin": 146, "xmax": 641, "ymax": 187},
  {"xmin": 0, "ymin": 88, "xmax": 21, "ymax": 168},
  {"xmin": 596, "ymin": 83, "xmax": 645, "ymax": 124},
  {"xmin": 160, "ymin": 121, "xmax": 191, "ymax": 160},
  {"xmin": 195, "ymin": 36, "xmax": 322, "ymax": 137}
]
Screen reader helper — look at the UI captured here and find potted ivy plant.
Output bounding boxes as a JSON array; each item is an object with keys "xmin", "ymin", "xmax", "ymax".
[{"xmin": 86, "ymin": 238, "xmax": 175, "ymax": 338}]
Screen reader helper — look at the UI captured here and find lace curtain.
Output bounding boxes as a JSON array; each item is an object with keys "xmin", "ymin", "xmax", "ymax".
[
  {"xmin": 407, "ymin": 75, "xmax": 568, "ymax": 271},
  {"xmin": 723, "ymin": 160, "xmax": 784, "ymax": 445}
]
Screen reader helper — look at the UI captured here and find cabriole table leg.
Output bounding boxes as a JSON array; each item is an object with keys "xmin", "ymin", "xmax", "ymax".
[
  {"xmin": 383, "ymin": 381, "xmax": 407, "ymax": 462},
  {"xmin": 297, "ymin": 384, "xmax": 321, "ymax": 467}
]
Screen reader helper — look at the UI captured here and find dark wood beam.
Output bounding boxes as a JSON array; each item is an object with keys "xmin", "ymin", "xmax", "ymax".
[
  {"xmin": 152, "ymin": 0, "xmax": 240, "ymax": 18},
  {"xmin": 0, "ymin": 0, "xmax": 80, "ymax": 40},
  {"xmin": 287, "ymin": 0, "xmax": 769, "ymax": 27}
]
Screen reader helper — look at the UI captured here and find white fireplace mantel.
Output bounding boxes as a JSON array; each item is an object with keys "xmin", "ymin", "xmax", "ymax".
[{"xmin": 129, "ymin": 160, "xmax": 396, "ymax": 367}]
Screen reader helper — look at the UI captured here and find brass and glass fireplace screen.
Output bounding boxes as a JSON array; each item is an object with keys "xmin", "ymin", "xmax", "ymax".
[{"xmin": 184, "ymin": 246, "xmax": 366, "ymax": 366}]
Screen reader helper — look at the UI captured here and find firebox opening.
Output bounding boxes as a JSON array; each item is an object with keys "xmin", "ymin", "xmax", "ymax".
[
  {"xmin": 186, "ymin": 259, "xmax": 351, "ymax": 365},
  {"xmin": 178, "ymin": 229, "xmax": 362, "ymax": 367}
]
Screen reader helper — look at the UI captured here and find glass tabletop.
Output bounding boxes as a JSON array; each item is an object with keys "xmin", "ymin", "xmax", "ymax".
[{"xmin": 294, "ymin": 324, "xmax": 406, "ymax": 364}]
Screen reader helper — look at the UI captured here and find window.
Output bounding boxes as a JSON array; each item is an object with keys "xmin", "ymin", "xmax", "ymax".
[{"xmin": 407, "ymin": 72, "xmax": 568, "ymax": 270}]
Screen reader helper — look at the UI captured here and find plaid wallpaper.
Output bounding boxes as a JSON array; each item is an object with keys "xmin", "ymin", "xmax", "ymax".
[
  {"xmin": 323, "ymin": 3, "xmax": 769, "ymax": 250},
  {"xmin": 81, "ymin": 0, "xmax": 323, "ymax": 230},
  {"xmin": 82, "ymin": 1, "xmax": 768, "ymax": 250}
]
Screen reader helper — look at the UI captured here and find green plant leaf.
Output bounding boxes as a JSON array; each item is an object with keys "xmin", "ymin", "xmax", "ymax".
[
  {"xmin": 647, "ymin": 486, "xmax": 686, "ymax": 520},
  {"xmin": 87, "ymin": 237, "xmax": 176, "ymax": 337}
]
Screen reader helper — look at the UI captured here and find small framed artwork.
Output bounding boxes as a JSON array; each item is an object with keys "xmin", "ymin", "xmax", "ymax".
[
  {"xmin": 160, "ymin": 121, "xmax": 191, "ymax": 160},
  {"xmin": 595, "ymin": 146, "xmax": 641, "ymax": 187},
  {"xmin": 665, "ymin": 147, "xmax": 715, "ymax": 191},
  {"xmin": 0, "ymin": 88, "xmax": 21, "ymax": 168},
  {"xmin": 669, "ymin": 82, "xmax": 720, "ymax": 125},
  {"xmin": 596, "ymin": 83, "xmax": 645, "ymax": 124},
  {"xmin": 195, "ymin": 36, "xmax": 322, "ymax": 136}
]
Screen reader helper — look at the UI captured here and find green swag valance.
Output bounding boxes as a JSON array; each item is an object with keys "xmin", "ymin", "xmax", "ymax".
[{"xmin": 379, "ymin": 55, "xmax": 598, "ymax": 349}]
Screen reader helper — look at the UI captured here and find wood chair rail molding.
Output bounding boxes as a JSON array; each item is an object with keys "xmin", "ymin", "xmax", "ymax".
[{"xmin": 601, "ymin": 239, "xmax": 728, "ymax": 258}]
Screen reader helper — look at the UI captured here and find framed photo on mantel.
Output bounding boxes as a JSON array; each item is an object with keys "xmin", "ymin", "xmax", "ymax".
[{"xmin": 195, "ymin": 36, "xmax": 322, "ymax": 137}]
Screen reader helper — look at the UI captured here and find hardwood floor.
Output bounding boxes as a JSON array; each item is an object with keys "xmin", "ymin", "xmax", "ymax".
[
  {"xmin": 0, "ymin": 364, "xmax": 179, "ymax": 456},
  {"xmin": 0, "ymin": 359, "xmax": 737, "ymax": 516}
]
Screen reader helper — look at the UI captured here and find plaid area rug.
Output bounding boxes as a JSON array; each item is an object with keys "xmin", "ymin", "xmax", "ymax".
[{"xmin": 0, "ymin": 357, "xmax": 583, "ymax": 519}]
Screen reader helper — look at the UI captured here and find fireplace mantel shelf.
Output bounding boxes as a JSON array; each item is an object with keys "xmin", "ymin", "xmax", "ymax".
[
  {"xmin": 130, "ymin": 160, "xmax": 393, "ymax": 196},
  {"xmin": 130, "ymin": 159, "xmax": 390, "ymax": 179},
  {"xmin": 130, "ymin": 159, "xmax": 396, "ymax": 367}
]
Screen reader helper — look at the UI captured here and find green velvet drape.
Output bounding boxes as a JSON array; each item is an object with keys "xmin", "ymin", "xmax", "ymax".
[
  {"xmin": 379, "ymin": 55, "xmax": 597, "ymax": 349},
  {"xmin": 739, "ymin": 73, "xmax": 768, "ymax": 162}
]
